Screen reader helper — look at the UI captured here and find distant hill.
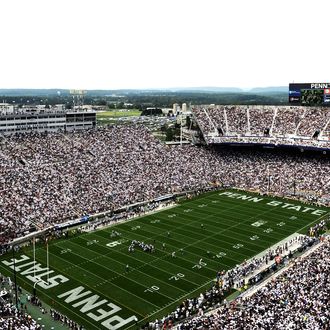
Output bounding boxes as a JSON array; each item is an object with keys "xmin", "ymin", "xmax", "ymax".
[
  {"xmin": 248, "ymin": 86, "xmax": 288, "ymax": 93},
  {"xmin": 0, "ymin": 89, "xmax": 70, "ymax": 97},
  {"xmin": 161, "ymin": 87, "xmax": 244, "ymax": 93},
  {"xmin": 0, "ymin": 88, "xmax": 289, "ymax": 106},
  {"xmin": 0, "ymin": 86, "xmax": 288, "ymax": 97}
]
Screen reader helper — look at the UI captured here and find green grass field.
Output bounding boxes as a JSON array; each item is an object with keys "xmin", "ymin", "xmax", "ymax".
[
  {"xmin": 97, "ymin": 110, "xmax": 142, "ymax": 126},
  {"xmin": 1, "ymin": 190, "xmax": 328, "ymax": 330},
  {"xmin": 97, "ymin": 110, "xmax": 141, "ymax": 118}
]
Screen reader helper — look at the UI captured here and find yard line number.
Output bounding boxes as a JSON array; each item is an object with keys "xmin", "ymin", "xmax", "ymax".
[
  {"xmin": 131, "ymin": 225, "xmax": 141, "ymax": 231},
  {"xmin": 251, "ymin": 220, "xmax": 267, "ymax": 227},
  {"xmin": 106, "ymin": 239, "xmax": 127, "ymax": 248},
  {"xmin": 192, "ymin": 260, "xmax": 207, "ymax": 269},
  {"xmin": 169, "ymin": 273, "xmax": 185, "ymax": 281},
  {"xmin": 144, "ymin": 286, "xmax": 159, "ymax": 293},
  {"xmin": 87, "ymin": 239, "xmax": 99, "ymax": 246},
  {"xmin": 60, "ymin": 248, "xmax": 72, "ymax": 254},
  {"xmin": 213, "ymin": 251, "xmax": 226, "ymax": 259},
  {"xmin": 233, "ymin": 243, "xmax": 244, "ymax": 249},
  {"xmin": 263, "ymin": 228, "xmax": 273, "ymax": 233},
  {"xmin": 198, "ymin": 204, "xmax": 207, "ymax": 208}
]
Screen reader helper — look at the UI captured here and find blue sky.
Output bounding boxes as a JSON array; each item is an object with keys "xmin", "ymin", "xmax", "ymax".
[{"xmin": 0, "ymin": 0, "xmax": 329, "ymax": 89}]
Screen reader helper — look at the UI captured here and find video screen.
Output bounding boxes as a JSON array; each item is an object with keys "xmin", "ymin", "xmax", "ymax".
[
  {"xmin": 301, "ymin": 89, "xmax": 325, "ymax": 105},
  {"xmin": 289, "ymin": 83, "xmax": 330, "ymax": 105}
]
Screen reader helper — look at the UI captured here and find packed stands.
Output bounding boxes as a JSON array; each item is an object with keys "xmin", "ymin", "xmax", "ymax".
[
  {"xmin": 0, "ymin": 274, "xmax": 41, "ymax": 330},
  {"xmin": 272, "ymin": 106, "xmax": 304, "ymax": 135},
  {"xmin": 176, "ymin": 238, "xmax": 330, "ymax": 330},
  {"xmin": 192, "ymin": 105, "xmax": 330, "ymax": 148},
  {"xmin": 249, "ymin": 106, "xmax": 275, "ymax": 135},
  {"xmin": 0, "ymin": 301, "xmax": 41, "ymax": 330},
  {"xmin": 208, "ymin": 107, "xmax": 226, "ymax": 135},
  {"xmin": 226, "ymin": 105, "xmax": 248, "ymax": 134},
  {"xmin": 297, "ymin": 107, "xmax": 330, "ymax": 137},
  {"xmin": 0, "ymin": 123, "xmax": 329, "ymax": 330},
  {"xmin": 191, "ymin": 107, "xmax": 214, "ymax": 135},
  {"xmin": 1, "ymin": 125, "xmax": 330, "ymax": 246},
  {"xmin": 0, "ymin": 273, "xmax": 81, "ymax": 330}
]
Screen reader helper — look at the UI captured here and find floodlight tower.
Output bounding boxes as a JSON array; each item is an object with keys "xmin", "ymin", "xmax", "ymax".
[{"xmin": 69, "ymin": 89, "xmax": 87, "ymax": 110}]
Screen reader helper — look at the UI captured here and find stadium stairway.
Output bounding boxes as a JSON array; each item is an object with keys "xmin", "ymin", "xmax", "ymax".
[
  {"xmin": 269, "ymin": 107, "xmax": 277, "ymax": 135},
  {"xmin": 204, "ymin": 108, "xmax": 217, "ymax": 135},
  {"xmin": 246, "ymin": 107, "xmax": 251, "ymax": 134},
  {"xmin": 294, "ymin": 107, "xmax": 308, "ymax": 136}
]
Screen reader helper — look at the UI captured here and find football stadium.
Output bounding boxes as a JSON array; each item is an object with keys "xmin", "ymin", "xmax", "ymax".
[
  {"xmin": 1, "ymin": 1, "xmax": 330, "ymax": 329},
  {"xmin": 0, "ymin": 104, "xmax": 329, "ymax": 329}
]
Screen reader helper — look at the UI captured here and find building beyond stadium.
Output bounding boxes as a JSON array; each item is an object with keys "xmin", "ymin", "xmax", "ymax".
[{"xmin": 0, "ymin": 109, "xmax": 96, "ymax": 134}]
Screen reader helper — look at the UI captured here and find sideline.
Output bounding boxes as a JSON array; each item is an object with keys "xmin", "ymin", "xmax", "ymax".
[{"xmin": 173, "ymin": 238, "xmax": 326, "ymax": 330}]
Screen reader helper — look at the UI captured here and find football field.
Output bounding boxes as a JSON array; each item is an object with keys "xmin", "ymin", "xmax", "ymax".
[{"xmin": 1, "ymin": 190, "xmax": 329, "ymax": 330}]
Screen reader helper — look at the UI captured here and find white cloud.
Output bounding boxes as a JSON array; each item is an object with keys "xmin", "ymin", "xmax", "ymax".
[{"xmin": 0, "ymin": 0, "xmax": 328, "ymax": 89}]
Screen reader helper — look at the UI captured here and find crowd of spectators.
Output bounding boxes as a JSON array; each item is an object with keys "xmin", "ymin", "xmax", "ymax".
[
  {"xmin": 297, "ymin": 107, "xmax": 330, "ymax": 136},
  {"xmin": 50, "ymin": 309, "xmax": 82, "ymax": 330},
  {"xmin": 0, "ymin": 273, "xmax": 82, "ymax": 330},
  {"xmin": 192, "ymin": 105, "xmax": 330, "ymax": 146},
  {"xmin": 309, "ymin": 219, "xmax": 327, "ymax": 237},
  {"xmin": 1, "ymin": 125, "xmax": 330, "ymax": 246},
  {"xmin": 0, "ymin": 275, "xmax": 41, "ymax": 330},
  {"xmin": 220, "ymin": 235, "xmax": 312, "ymax": 289},
  {"xmin": 175, "ymin": 238, "xmax": 330, "ymax": 330},
  {"xmin": 192, "ymin": 108, "xmax": 215, "ymax": 135},
  {"xmin": 0, "ymin": 123, "xmax": 329, "ymax": 329},
  {"xmin": 207, "ymin": 108, "xmax": 226, "ymax": 135},
  {"xmin": 145, "ymin": 281, "xmax": 228, "ymax": 330},
  {"xmin": 0, "ymin": 300, "xmax": 41, "ymax": 330},
  {"xmin": 249, "ymin": 107, "xmax": 275, "ymax": 135},
  {"xmin": 225, "ymin": 106, "xmax": 248, "ymax": 134},
  {"xmin": 272, "ymin": 106, "xmax": 305, "ymax": 135},
  {"xmin": 207, "ymin": 135, "xmax": 328, "ymax": 148},
  {"xmin": 144, "ymin": 235, "xmax": 321, "ymax": 329}
]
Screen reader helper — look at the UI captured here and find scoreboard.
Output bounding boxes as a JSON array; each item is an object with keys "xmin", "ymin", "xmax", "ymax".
[{"xmin": 289, "ymin": 83, "xmax": 330, "ymax": 105}]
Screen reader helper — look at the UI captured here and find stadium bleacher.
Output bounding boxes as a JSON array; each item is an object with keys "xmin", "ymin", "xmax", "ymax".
[
  {"xmin": 0, "ymin": 122, "xmax": 329, "ymax": 330},
  {"xmin": 0, "ymin": 274, "xmax": 41, "ymax": 330},
  {"xmin": 1, "ymin": 125, "xmax": 330, "ymax": 246},
  {"xmin": 175, "ymin": 239, "xmax": 330, "ymax": 330},
  {"xmin": 192, "ymin": 105, "xmax": 330, "ymax": 148}
]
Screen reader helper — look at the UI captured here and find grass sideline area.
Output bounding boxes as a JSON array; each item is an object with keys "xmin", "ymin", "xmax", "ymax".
[
  {"xmin": 97, "ymin": 110, "xmax": 142, "ymax": 125},
  {"xmin": 0, "ymin": 190, "xmax": 328, "ymax": 330},
  {"xmin": 97, "ymin": 110, "xmax": 141, "ymax": 119}
]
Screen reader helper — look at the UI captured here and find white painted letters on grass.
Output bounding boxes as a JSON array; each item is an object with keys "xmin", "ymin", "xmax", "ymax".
[{"xmin": 58, "ymin": 286, "xmax": 137, "ymax": 329}]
